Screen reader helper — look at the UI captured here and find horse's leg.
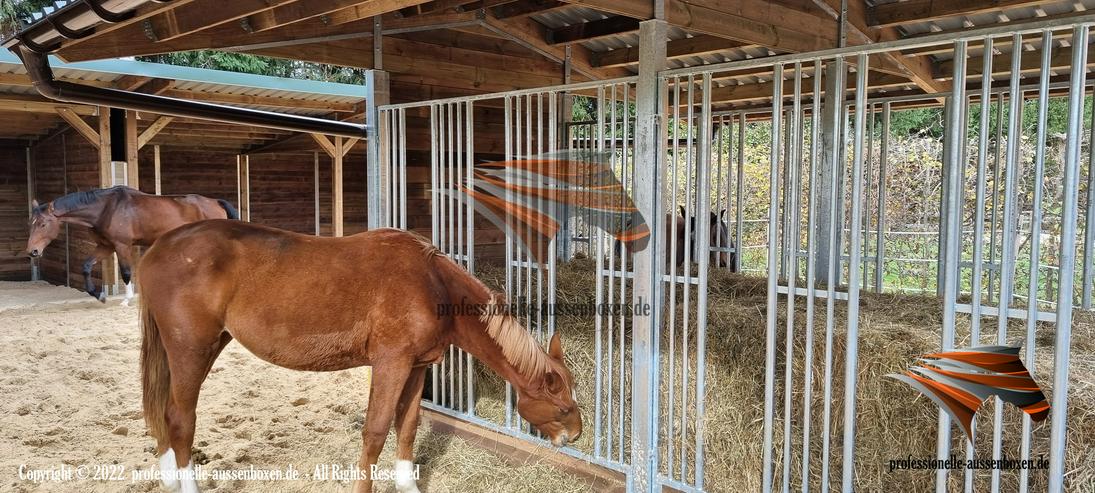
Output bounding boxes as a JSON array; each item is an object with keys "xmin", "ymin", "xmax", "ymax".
[
  {"xmin": 352, "ymin": 361, "xmax": 413, "ymax": 493},
  {"xmin": 392, "ymin": 367, "xmax": 427, "ymax": 493},
  {"xmin": 114, "ymin": 244, "xmax": 136, "ymax": 307},
  {"xmin": 82, "ymin": 244, "xmax": 113, "ymax": 302},
  {"xmin": 161, "ymin": 323, "xmax": 230, "ymax": 493}
]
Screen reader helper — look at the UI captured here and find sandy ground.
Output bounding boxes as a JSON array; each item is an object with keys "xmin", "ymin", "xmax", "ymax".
[{"xmin": 0, "ymin": 283, "xmax": 592, "ymax": 493}]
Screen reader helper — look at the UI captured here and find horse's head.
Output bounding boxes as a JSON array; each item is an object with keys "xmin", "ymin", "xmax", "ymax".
[
  {"xmin": 683, "ymin": 207, "xmax": 735, "ymax": 269},
  {"xmin": 515, "ymin": 332, "xmax": 583, "ymax": 447},
  {"xmin": 26, "ymin": 200, "xmax": 61, "ymax": 258}
]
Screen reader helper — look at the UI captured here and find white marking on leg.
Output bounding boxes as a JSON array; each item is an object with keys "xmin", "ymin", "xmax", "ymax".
[
  {"xmin": 394, "ymin": 459, "xmax": 420, "ymax": 493},
  {"xmin": 178, "ymin": 461, "xmax": 200, "ymax": 493},
  {"xmin": 121, "ymin": 282, "xmax": 134, "ymax": 307},
  {"xmin": 159, "ymin": 448, "xmax": 180, "ymax": 492}
]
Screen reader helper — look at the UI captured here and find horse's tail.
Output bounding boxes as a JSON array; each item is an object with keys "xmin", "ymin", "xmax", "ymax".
[
  {"xmin": 140, "ymin": 289, "xmax": 171, "ymax": 450},
  {"xmin": 217, "ymin": 199, "xmax": 240, "ymax": 220}
]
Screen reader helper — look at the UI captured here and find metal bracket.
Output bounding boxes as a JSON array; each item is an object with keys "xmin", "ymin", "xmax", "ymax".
[
  {"xmin": 142, "ymin": 19, "xmax": 158, "ymax": 41},
  {"xmin": 82, "ymin": 0, "xmax": 135, "ymax": 24},
  {"xmin": 239, "ymin": 17, "xmax": 254, "ymax": 33}
]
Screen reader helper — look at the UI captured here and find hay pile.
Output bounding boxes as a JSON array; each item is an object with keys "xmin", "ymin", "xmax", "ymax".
[{"xmin": 465, "ymin": 258, "xmax": 1095, "ymax": 492}]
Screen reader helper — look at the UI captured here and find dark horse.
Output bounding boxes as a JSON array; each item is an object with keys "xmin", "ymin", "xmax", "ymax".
[
  {"xmin": 25, "ymin": 186, "xmax": 238, "ymax": 305},
  {"xmin": 137, "ymin": 221, "xmax": 581, "ymax": 493},
  {"xmin": 683, "ymin": 206, "xmax": 738, "ymax": 271}
]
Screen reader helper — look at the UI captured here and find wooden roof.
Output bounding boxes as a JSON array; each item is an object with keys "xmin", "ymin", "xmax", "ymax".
[
  {"xmin": 0, "ymin": 50, "xmax": 365, "ymax": 152},
  {"xmin": 4, "ymin": 0, "xmax": 1095, "ymax": 107}
]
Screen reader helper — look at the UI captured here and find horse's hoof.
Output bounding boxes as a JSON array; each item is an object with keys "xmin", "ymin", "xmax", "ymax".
[
  {"xmin": 120, "ymin": 299, "xmax": 131, "ymax": 308},
  {"xmin": 97, "ymin": 292, "xmax": 107, "ymax": 303}
]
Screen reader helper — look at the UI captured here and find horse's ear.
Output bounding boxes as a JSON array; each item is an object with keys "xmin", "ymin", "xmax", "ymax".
[
  {"xmin": 548, "ymin": 332, "xmax": 564, "ymax": 361},
  {"xmin": 720, "ymin": 209, "xmax": 726, "ymax": 219},
  {"xmin": 678, "ymin": 205, "xmax": 686, "ymax": 218},
  {"xmin": 31, "ymin": 199, "xmax": 38, "ymax": 209},
  {"xmin": 46, "ymin": 202, "xmax": 55, "ymax": 214}
]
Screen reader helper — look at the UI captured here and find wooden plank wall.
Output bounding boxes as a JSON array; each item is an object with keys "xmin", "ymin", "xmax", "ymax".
[
  {"xmin": 30, "ymin": 130, "xmax": 101, "ymax": 288},
  {"xmin": 0, "ymin": 141, "xmax": 31, "ymax": 280}
]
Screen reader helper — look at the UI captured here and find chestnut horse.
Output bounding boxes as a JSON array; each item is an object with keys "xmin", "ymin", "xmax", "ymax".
[
  {"xmin": 137, "ymin": 220, "xmax": 581, "ymax": 493},
  {"xmin": 26, "ymin": 186, "xmax": 238, "ymax": 305}
]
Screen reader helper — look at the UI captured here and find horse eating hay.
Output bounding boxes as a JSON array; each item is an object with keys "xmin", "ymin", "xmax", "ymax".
[
  {"xmin": 25, "ymin": 186, "xmax": 238, "ymax": 305},
  {"xmin": 137, "ymin": 220, "xmax": 582, "ymax": 493}
]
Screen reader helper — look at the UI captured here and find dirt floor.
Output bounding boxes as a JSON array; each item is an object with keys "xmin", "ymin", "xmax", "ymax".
[
  {"xmin": 0, "ymin": 283, "xmax": 591, "ymax": 493},
  {"xmin": 2, "ymin": 263, "xmax": 1093, "ymax": 493}
]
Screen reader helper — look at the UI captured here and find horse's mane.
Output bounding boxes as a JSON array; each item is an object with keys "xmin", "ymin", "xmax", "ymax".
[
  {"xmin": 44, "ymin": 187, "xmax": 122, "ymax": 215},
  {"xmin": 479, "ymin": 293, "xmax": 550, "ymax": 377}
]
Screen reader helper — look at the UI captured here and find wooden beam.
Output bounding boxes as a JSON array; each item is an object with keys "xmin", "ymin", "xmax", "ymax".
[
  {"xmin": 125, "ymin": 110, "xmax": 139, "ymax": 191},
  {"xmin": 332, "ymin": 137, "xmax": 345, "ymax": 237},
  {"xmin": 480, "ymin": 13, "xmax": 630, "ymax": 80},
  {"xmin": 154, "ymin": 145, "xmax": 162, "ymax": 195},
  {"xmin": 55, "ymin": 108, "xmax": 99, "ymax": 148},
  {"xmin": 312, "ymin": 133, "xmax": 338, "ymax": 157},
  {"xmin": 810, "ymin": 0, "xmax": 948, "ymax": 95},
  {"xmin": 113, "ymin": 75, "xmax": 151, "ymax": 91},
  {"xmin": 136, "ymin": 79, "xmax": 176, "ymax": 95},
  {"xmin": 869, "ymin": 0, "xmax": 1055, "ymax": 28},
  {"xmin": 138, "ymin": 116, "xmax": 175, "ymax": 149},
  {"xmin": 245, "ymin": 0, "xmax": 424, "ymax": 33},
  {"xmin": 491, "ymin": 0, "xmax": 565, "ymax": 19},
  {"xmin": 158, "ymin": 89, "xmax": 362, "ymax": 113},
  {"xmin": 594, "ymin": 34, "xmax": 748, "ymax": 67},
  {"xmin": 342, "ymin": 137, "xmax": 361, "ymax": 157},
  {"xmin": 548, "ymin": 16, "xmax": 640, "ymax": 45},
  {"xmin": 936, "ymin": 44, "xmax": 1095, "ymax": 80},
  {"xmin": 238, "ymin": 155, "xmax": 251, "ymax": 222},
  {"xmin": 559, "ymin": 0, "xmax": 834, "ymax": 53},
  {"xmin": 137, "ymin": 0, "xmax": 301, "ymax": 44}
]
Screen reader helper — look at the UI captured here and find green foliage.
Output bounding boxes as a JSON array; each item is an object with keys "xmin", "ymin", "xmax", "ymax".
[
  {"xmin": 0, "ymin": 0, "xmax": 54, "ymax": 36},
  {"xmin": 138, "ymin": 51, "xmax": 366, "ymax": 84}
]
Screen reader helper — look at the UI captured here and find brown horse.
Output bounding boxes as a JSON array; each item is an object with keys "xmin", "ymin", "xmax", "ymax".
[
  {"xmin": 25, "ymin": 186, "xmax": 238, "ymax": 305},
  {"xmin": 137, "ymin": 220, "xmax": 581, "ymax": 493}
]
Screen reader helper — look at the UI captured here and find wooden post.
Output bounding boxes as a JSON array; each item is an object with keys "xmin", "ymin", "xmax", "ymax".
[
  {"xmin": 237, "ymin": 155, "xmax": 250, "ymax": 222},
  {"xmin": 125, "ymin": 110, "xmax": 139, "ymax": 190},
  {"xmin": 98, "ymin": 107, "xmax": 116, "ymax": 294},
  {"xmin": 333, "ymin": 137, "xmax": 344, "ymax": 237},
  {"xmin": 314, "ymin": 151, "xmax": 321, "ymax": 236},
  {"xmin": 154, "ymin": 145, "xmax": 162, "ymax": 195},
  {"xmin": 26, "ymin": 146, "xmax": 38, "ymax": 281}
]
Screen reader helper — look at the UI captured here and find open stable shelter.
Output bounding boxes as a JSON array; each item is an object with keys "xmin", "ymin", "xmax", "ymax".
[{"xmin": 3, "ymin": 1, "xmax": 1095, "ymax": 493}]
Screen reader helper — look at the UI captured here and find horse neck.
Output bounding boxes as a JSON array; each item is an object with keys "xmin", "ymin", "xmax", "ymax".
[
  {"xmin": 451, "ymin": 314, "xmax": 543, "ymax": 394},
  {"xmin": 55, "ymin": 192, "xmax": 114, "ymax": 228}
]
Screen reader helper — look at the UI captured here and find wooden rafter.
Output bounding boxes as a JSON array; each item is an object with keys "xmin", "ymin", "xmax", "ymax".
[
  {"xmin": 491, "ymin": 0, "xmax": 566, "ymax": 19},
  {"xmin": 55, "ymin": 108, "xmax": 100, "ymax": 148},
  {"xmin": 558, "ymin": 0, "xmax": 834, "ymax": 53},
  {"xmin": 138, "ymin": 116, "xmax": 174, "ymax": 149},
  {"xmin": 593, "ymin": 34, "xmax": 750, "ymax": 68},
  {"xmin": 809, "ymin": 0, "xmax": 948, "ymax": 95},
  {"xmin": 548, "ymin": 16, "xmax": 640, "ymax": 45},
  {"xmin": 869, "ymin": 0, "xmax": 1055, "ymax": 28},
  {"xmin": 113, "ymin": 75, "xmax": 152, "ymax": 91},
  {"xmin": 479, "ymin": 12, "xmax": 630, "ymax": 80},
  {"xmin": 136, "ymin": 79, "xmax": 176, "ymax": 95},
  {"xmin": 243, "ymin": 0, "xmax": 417, "ymax": 33}
]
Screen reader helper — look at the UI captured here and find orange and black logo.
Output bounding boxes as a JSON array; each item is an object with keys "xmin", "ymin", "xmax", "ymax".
[{"xmin": 887, "ymin": 345, "xmax": 1049, "ymax": 442}]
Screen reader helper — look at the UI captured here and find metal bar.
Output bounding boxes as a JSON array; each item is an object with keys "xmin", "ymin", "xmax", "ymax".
[
  {"xmin": 875, "ymin": 103, "xmax": 889, "ymax": 292},
  {"xmin": 1048, "ymin": 24, "xmax": 1089, "ymax": 493},
  {"xmin": 1083, "ymin": 79, "xmax": 1095, "ymax": 310},
  {"xmin": 366, "ymin": 70, "xmax": 390, "ymax": 229},
  {"xmin": 820, "ymin": 57, "xmax": 845, "ymax": 493},
  {"xmin": 935, "ymin": 39, "xmax": 966, "ymax": 493},
  {"xmin": 1019, "ymin": 32, "xmax": 1054, "ymax": 493},
  {"xmin": 989, "ymin": 92, "xmax": 1004, "ymax": 302},
  {"xmin": 840, "ymin": 53, "xmax": 869, "ymax": 493},
  {"xmin": 781, "ymin": 62, "xmax": 802, "ymax": 493},
  {"xmin": 762, "ymin": 61, "xmax": 784, "ymax": 493},
  {"xmin": 800, "ymin": 58, "xmax": 823, "ymax": 493},
  {"xmin": 992, "ymin": 34, "xmax": 1025, "ymax": 492},
  {"xmin": 382, "ymin": 77, "xmax": 640, "ymax": 110},
  {"xmin": 694, "ymin": 72, "xmax": 713, "ymax": 489}
]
